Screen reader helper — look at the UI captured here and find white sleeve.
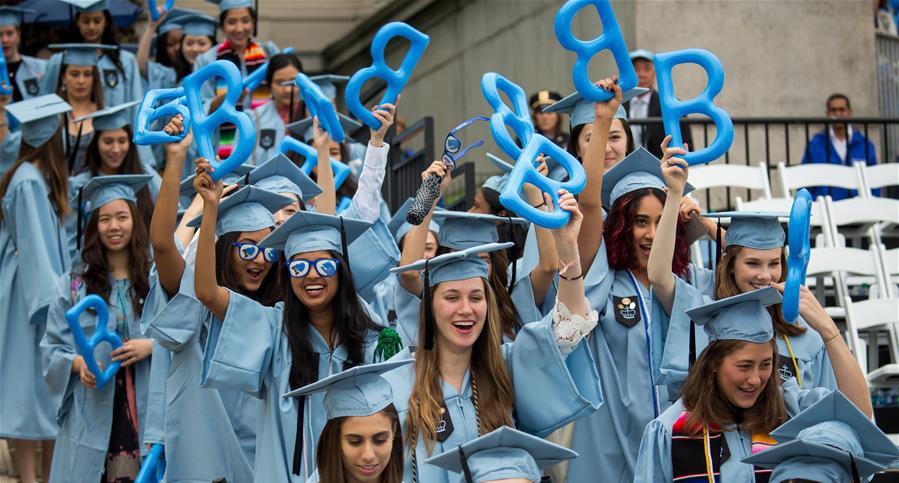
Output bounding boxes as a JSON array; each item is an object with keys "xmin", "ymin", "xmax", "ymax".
[
  {"xmin": 351, "ymin": 142, "xmax": 390, "ymax": 222},
  {"xmin": 552, "ymin": 297, "xmax": 598, "ymax": 357}
]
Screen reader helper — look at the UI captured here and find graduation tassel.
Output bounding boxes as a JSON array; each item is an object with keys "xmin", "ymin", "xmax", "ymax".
[
  {"xmin": 288, "ymin": 90, "xmax": 295, "ymax": 124},
  {"xmin": 68, "ymin": 121, "xmax": 84, "ymax": 173},
  {"xmin": 423, "ymin": 260, "xmax": 435, "ymax": 351},
  {"xmin": 506, "ymin": 216, "xmax": 516, "ymax": 295},
  {"xmin": 76, "ymin": 188, "xmax": 84, "ymax": 250},
  {"xmin": 714, "ymin": 219, "xmax": 722, "ymax": 269},
  {"xmin": 458, "ymin": 446, "xmax": 475, "ymax": 483},
  {"xmin": 850, "ymin": 454, "xmax": 861, "ymax": 483}
]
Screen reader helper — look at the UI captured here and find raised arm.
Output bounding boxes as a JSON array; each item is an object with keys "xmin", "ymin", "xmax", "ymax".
[
  {"xmin": 551, "ymin": 190, "xmax": 587, "ymax": 318},
  {"xmin": 648, "ymin": 136, "xmax": 688, "ymax": 314},
  {"xmin": 774, "ymin": 282, "xmax": 874, "ymax": 418},
  {"xmin": 351, "ymin": 102, "xmax": 396, "ymax": 221},
  {"xmin": 192, "ymin": 158, "xmax": 230, "ymax": 320},
  {"xmin": 150, "ymin": 116, "xmax": 191, "ymax": 295},
  {"xmin": 311, "ymin": 117, "xmax": 337, "ymax": 215},
  {"xmin": 136, "ymin": 9, "xmax": 167, "ymax": 79},
  {"xmin": 577, "ymin": 78, "xmax": 622, "ymax": 272},
  {"xmin": 525, "ymin": 156, "xmax": 559, "ymax": 305},
  {"xmin": 398, "ymin": 161, "xmax": 451, "ymax": 296}
]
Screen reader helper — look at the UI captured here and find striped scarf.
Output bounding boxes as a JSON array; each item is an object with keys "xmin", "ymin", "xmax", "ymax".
[{"xmin": 215, "ymin": 39, "xmax": 272, "ymax": 158}]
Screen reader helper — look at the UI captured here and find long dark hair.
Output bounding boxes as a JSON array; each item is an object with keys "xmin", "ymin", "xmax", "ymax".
[
  {"xmin": 0, "ymin": 131, "xmax": 70, "ymax": 223},
  {"xmin": 154, "ymin": 30, "xmax": 176, "ymax": 67},
  {"xmin": 172, "ymin": 34, "xmax": 216, "ymax": 81},
  {"xmin": 280, "ymin": 250, "xmax": 380, "ymax": 389},
  {"xmin": 80, "ymin": 201, "xmax": 151, "ymax": 316},
  {"xmin": 56, "ymin": 64, "xmax": 105, "ymax": 108},
  {"xmin": 214, "ymin": 231, "xmax": 283, "ymax": 306},
  {"xmin": 83, "ymin": 126, "xmax": 152, "ymax": 228},
  {"xmin": 316, "ymin": 404, "xmax": 404, "ymax": 483},
  {"xmin": 72, "ymin": 10, "xmax": 125, "ymax": 77},
  {"xmin": 264, "ymin": 52, "xmax": 303, "ymax": 87}
]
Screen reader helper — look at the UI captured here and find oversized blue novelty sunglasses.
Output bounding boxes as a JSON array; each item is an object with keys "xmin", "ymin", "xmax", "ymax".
[
  {"xmin": 287, "ymin": 258, "xmax": 341, "ymax": 278},
  {"xmin": 232, "ymin": 242, "xmax": 279, "ymax": 263},
  {"xmin": 442, "ymin": 115, "xmax": 489, "ymax": 168}
]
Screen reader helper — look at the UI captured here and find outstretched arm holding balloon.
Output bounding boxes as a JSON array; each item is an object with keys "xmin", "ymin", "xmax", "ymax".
[
  {"xmin": 526, "ymin": 155, "xmax": 561, "ymax": 306},
  {"xmin": 577, "ymin": 77, "xmax": 621, "ymax": 271},
  {"xmin": 770, "ymin": 281, "xmax": 872, "ymax": 418},
  {"xmin": 150, "ymin": 115, "xmax": 191, "ymax": 296},
  {"xmin": 136, "ymin": 7, "xmax": 169, "ymax": 79},
  {"xmin": 351, "ymin": 101, "xmax": 397, "ymax": 221},
  {"xmin": 310, "ymin": 117, "xmax": 337, "ymax": 215}
]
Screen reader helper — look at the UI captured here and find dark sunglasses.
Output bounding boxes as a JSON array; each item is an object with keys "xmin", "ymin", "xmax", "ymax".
[
  {"xmin": 231, "ymin": 242, "xmax": 279, "ymax": 263},
  {"xmin": 442, "ymin": 115, "xmax": 489, "ymax": 168}
]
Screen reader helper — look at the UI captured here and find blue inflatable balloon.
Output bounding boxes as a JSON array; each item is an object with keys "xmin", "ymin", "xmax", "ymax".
[
  {"xmin": 345, "ymin": 22, "xmax": 430, "ymax": 130},
  {"xmin": 481, "ymin": 73, "xmax": 533, "ymax": 160},
  {"xmin": 337, "ymin": 195, "xmax": 352, "ymax": 213},
  {"xmin": 65, "ymin": 294, "xmax": 122, "ymax": 390},
  {"xmin": 554, "ymin": 0, "xmax": 637, "ymax": 103},
  {"xmin": 499, "ymin": 135, "xmax": 587, "ymax": 229},
  {"xmin": 279, "ymin": 135, "xmax": 352, "ymax": 190},
  {"xmin": 782, "ymin": 189, "xmax": 812, "ymax": 323},
  {"xmin": 147, "ymin": 0, "xmax": 175, "ymax": 21},
  {"xmin": 182, "ymin": 60, "xmax": 256, "ymax": 181},
  {"xmin": 295, "ymin": 73, "xmax": 345, "ymax": 143},
  {"xmin": 654, "ymin": 49, "xmax": 734, "ymax": 166},
  {"xmin": 133, "ymin": 88, "xmax": 190, "ymax": 145},
  {"xmin": 0, "ymin": 54, "xmax": 11, "ymax": 96},
  {"xmin": 243, "ymin": 47, "xmax": 295, "ymax": 92},
  {"xmin": 134, "ymin": 444, "xmax": 166, "ymax": 483}
]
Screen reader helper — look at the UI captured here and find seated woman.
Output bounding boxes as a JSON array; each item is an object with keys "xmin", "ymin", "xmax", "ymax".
[
  {"xmin": 42, "ymin": 175, "xmax": 154, "ymax": 483},
  {"xmin": 286, "ymin": 360, "xmax": 411, "ymax": 483},
  {"xmin": 633, "ymin": 286, "xmax": 873, "ymax": 482},
  {"xmin": 383, "ymin": 191, "xmax": 603, "ymax": 483}
]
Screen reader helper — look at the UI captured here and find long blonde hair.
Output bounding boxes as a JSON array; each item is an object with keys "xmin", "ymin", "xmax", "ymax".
[{"xmin": 406, "ymin": 278, "xmax": 515, "ymax": 454}]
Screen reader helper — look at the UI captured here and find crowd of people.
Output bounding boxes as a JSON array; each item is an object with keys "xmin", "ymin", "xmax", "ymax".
[{"xmin": 0, "ymin": 1, "xmax": 896, "ymax": 483}]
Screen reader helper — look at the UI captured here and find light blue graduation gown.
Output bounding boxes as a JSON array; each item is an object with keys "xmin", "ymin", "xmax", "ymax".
[
  {"xmin": 342, "ymin": 200, "xmax": 401, "ymax": 304},
  {"xmin": 200, "ymin": 292, "xmax": 383, "ymax": 482},
  {"xmin": 0, "ymin": 129, "xmax": 21, "ymax": 176},
  {"xmin": 383, "ymin": 313, "xmax": 603, "ymax": 483},
  {"xmin": 651, "ymin": 274, "xmax": 837, "ymax": 393},
  {"xmin": 141, "ymin": 266, "xmax": 258, "ymax": 483},
  {"xmin": 370, "ymin": 274, "xmax": 398, "ymax": 327},
  {"xmin": 251, "ymin": 101, "xmax": 287, "ymax": 165},
  {"xmin": 144, "ymin": 60, "xmax": 177, "ymax": 90},
  {"xmin": 42, "ymin": 50, "xmax": 143, "ymax": 111},
  {"xmin": 14, "ymin": 55, "xmax": 47, "ymax": 100},
  {"xmin": 0, "ymin": 161, "xmax": 71, "ymax": 439},
  {"xmin": 41, "ymin": 277, "xmax": 152, "ymax": 483},
  {"xmin": 556, "ymin": 241, "xmax": 713, "ymax": 483},
  {"xmin": 633, "ymin": 379, "xmax": 832, "ymax": 483}
]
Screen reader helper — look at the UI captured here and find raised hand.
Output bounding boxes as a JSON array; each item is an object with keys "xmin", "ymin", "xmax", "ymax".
[
  {"xmin": 594, "ymin": 77, "xmax": 623, "ymax": 122},
  {"xmin": 370, "ymin": 98, "xmax": 399, "ymax": 147}
]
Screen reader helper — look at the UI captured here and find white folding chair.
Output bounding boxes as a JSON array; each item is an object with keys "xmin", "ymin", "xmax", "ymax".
[
  {"xmin": 777, "ymin": 161, "xmax": 864, "ymax": 198},
  {"xmin": 824, "ymin": 196, "xmax": 899, "ymax": 251},
  {"xmin": 859, "ymin": 162, "xmax": 899, "ymax": 195},
  {"xmin": 687, "ymin": 162, "xmax": 773, "ymax": 197},
  {"xmin": 843, "ymin": 296, "xmax": 899, "ymax": 385},
  {"xmin": 806, "ymin": 246, "xmax": 884, "ymax": 318}
]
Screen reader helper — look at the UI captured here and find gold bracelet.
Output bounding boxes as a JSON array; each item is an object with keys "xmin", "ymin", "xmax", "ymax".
[{"xmin": 823, "ymin": 331, "xmax": 841, "ymax": 345}]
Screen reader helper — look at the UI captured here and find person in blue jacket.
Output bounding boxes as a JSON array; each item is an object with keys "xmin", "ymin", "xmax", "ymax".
[
  {"xmin": 384, "ymin": 190, "xmax": 603, "ymax": 483},
  {"xmin": 800, "ymin": 93, "xmax": 879, "ymax": 200},
  {"xmin": 0, "ymin": 6, "xmax": 47, "ymax": 102},
  {"xmin": 41, "ymin": 174, "xmax": 155, "ymax": 483},
  {"xmin": 196, "ymin": 194, "xmax": 403, "ymax": 482},
  {"xmin": 633, "ymin": 286, "xmax": 874, "ymax": 483},
  {"xmin": 45, "ymin": 1, "xmax": 143, "ymax": 114},
  {"xmin": 0, "ymin": 94, "xmax": 73, "ymax": 483},
  {"xmin": 285, "ymin": 360, "xmax": 413, "ymax": 483},
  {"xmin": 649, "ymin": 146, "xmax": 837, "ymax": 396}
]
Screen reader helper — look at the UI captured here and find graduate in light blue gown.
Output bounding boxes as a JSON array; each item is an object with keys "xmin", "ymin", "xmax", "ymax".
[
  {"xmin": 742, "ymin": 390, "xmax": 898, "ymax": 483},
  {"xmin": 370, "ymin": 198, "xmax": 442, "ymax": 328},
  {"xmin": 285, "ymin": 360, "xmax": 413, "ymax": 483},
  {"xmin": 67, "ymin": 101, "xmax": 162, "ymax": 264},
  {"xmin": 384, "ymin": 191, "xmax": 603, "ymax": 483},
  {"xmin": 425, "ymin": 426, "xmax": 578, "ymax": 483},
  {"xmin": 0, "ymin": 6, "xmax": 47, "ymax": 103},
  {"xmin": 395, "ymin": 207, "xmax": 529, "ymax": 346},
  {"xmin": 648, "ymin": 150, "xmax": 837, "ymax": 395},
  {"xmin": 135, "ymin": 7, "xmax": 192, "ymax": 90},
  {"xmin": 539, "ymin": 79, "xmax": 717, "ymax": 483},
  {"xmin": 44, "ymin": 1, "xmax": 143, "ymax": 114},
  {"xmin": 41, "ymin": 175, "xmax": 155, "ymax": 483},
  {"xmin": 0, "ymin": 94, "xmax": 73, "ymax": 483},
  {"xmin": 633, "ymin": 286, "xmax": 875, "ymax": 483},
  {"xmin": 198, "ymin": 203, "xmax": 403, "ymax": 482},
  {"xmin": 245, "ymin": 152, "xmax": 323, "ymax": 225}
]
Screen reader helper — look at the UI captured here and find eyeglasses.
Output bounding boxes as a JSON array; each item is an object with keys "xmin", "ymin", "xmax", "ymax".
[
  {"xmin": 442, "ymin": 115, "xmax": 489, "ymax": 168},
  {"xmin": 231, "ymin": 242, "xmax": 280, "ymax": 263},
  {"xmin": 287, "ymin": 257, "xmax": 341, "ymax": 278}
]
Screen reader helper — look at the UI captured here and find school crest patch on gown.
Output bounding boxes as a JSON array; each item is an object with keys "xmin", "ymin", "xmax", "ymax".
[
  {"xmin": 259, "ymin": 129, "xmax": 276, "ymax": 149},
  {"xmin": 103, "ymin": 69, "xmax": 119, "ymax": 88},
  {"xmin": 613, "ymin": 295, "xmax": 640, "ymax": 328},
  {"xmin": 776, "ymin": 353, "xmax": 796, "ymax": 382},
  {"xmin": 435, "ymin": 401, "xmax": 454, "ymax": 442},
  {"xmin": 24, "ymin": 78, "xmax": 39, "ymax": 96}
]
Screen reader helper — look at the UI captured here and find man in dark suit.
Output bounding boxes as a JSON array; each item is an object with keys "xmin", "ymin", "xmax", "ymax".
[{"xmin": 622, "ymin": 49, "xmax": 693, "ymax": 158}]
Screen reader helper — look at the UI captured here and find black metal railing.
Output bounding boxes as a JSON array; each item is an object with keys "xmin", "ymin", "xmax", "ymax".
[
  {"xmin": 630, "ymin": 116, "xmax": 899, "ymax": 212},
  {"xmin": 381, "ymin": 116, "xmax": 436, "ymax": 210}
]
